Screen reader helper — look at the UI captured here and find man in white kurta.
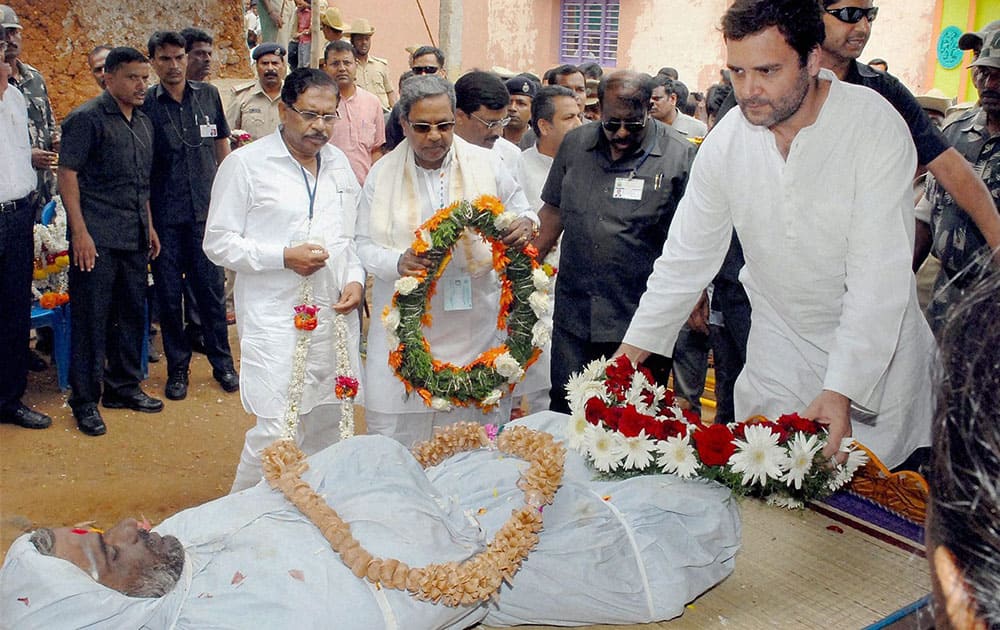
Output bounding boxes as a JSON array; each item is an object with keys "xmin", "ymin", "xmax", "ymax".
[
  {"xmin": 357, "ymin": 75, "xmax": 536, "ymax": 447},
  {"xmin": 620, "ymin": 4, "xmax": 935, "ymax": 469},
  {"xmin": 204, "ymin": 69, "xmax": 365, "ymax": 491}
]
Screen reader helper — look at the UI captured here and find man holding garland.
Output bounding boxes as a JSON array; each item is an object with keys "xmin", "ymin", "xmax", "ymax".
[
  {"xmin": 204, "ymin": 68, "xmax": 364, "ymax": 492},
  {"xmin": 356, "ymin": 74, "xmax": 537, "ymax": 447}
]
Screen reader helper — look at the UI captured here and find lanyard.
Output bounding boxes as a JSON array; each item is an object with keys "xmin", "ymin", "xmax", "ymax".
[
  {"xmin": 299, "ymin": 156, "xmax": 321, "ymax": 220},
  {"xmin": 605, "ymin": 148, "xmax": 651, "ymax": 178}
]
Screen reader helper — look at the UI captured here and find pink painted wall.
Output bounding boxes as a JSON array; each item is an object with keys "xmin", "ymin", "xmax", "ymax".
[{"xmin": 328, "ymin": 0, "xmax": 936, "ymax": 94}]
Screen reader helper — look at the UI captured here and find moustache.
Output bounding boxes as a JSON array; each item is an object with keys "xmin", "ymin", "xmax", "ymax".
[{"xmin": 305, "ymin": 133, "xmax": 328, "ymax": 143}]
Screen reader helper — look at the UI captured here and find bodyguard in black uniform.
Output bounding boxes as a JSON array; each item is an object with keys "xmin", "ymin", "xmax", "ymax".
[{"xmin": 59, "ymin": 47, "xmax": 164, "ymax": 436}]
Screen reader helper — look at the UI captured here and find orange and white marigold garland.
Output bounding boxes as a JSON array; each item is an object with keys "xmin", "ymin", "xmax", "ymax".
[{"xmin": 262, "ymin": 421, "xmax": 565, "ymax": 607}]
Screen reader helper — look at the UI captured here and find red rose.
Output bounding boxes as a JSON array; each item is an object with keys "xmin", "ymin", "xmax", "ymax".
[
  {"xmin": 693, "ymin": 424, "xmax": 736, "ymax": 467},
  {"xmin": 644, "ymin": 417, "xmax": 668, "ymax": 440},
  {"xmin": 661, "ymin": 419, "xmax": 688, "ymax": 439},
  {"xmin": 662, "ymin": 389, "xmax": 676, "ymax": 407},
  {"xmin": 618, "ymin": 405, "xmax": 648, "ymax": 438},
  {"xmin": 585, "ymin": 397, "xmax": 609, "ymax": 426},
  {"xmin": 777, "ymin": 412, "xmax": 821, "ymax": 435},
  {"xmin": 681, "ymin": 409, "xmax": 701, "ymax": 425},
  {"xmin": 604, "ymin": 406, "xmax": 622, "ymax": 430},
  {"xmin": 605, "ymin": 356, "xmax": 634, "ymax": 393}
]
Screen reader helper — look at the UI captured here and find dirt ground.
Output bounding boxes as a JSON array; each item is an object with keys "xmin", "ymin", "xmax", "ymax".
[{"xmin": 0, "ymin": 327, "xmax": 258, "ymax": 557}]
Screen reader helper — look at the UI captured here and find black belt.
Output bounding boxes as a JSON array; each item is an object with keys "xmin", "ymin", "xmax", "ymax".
[{"xmin": 0, "ymin": 195, "xmax": 35, "ymax": 214}]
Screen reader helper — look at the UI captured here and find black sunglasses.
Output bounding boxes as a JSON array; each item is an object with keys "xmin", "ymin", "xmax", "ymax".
[
  {"xmin": 601, "ymin": 116, "xmax": 647, "ymax": 133},
  {"xmin": 825, "ymin": 6, "xmax": 878, "ymax": 24},
  {"xmin": 411, "ymin": 65, "xmax": 440, "ymax": 75}
]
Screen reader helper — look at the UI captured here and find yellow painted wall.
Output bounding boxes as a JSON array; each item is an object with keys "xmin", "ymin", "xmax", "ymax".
[{"xmin": 931, "ymin": 0, "xmax": 1000, "ymax": 102}]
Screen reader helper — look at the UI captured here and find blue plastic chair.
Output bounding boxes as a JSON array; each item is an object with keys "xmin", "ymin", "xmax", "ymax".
[{"xmin": 30, "ymin": 200, "xmax": 149, "ymax": 390}]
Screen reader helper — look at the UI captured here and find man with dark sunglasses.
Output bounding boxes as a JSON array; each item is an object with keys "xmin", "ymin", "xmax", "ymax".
[
  {"xmin": 532, "ymin": 70, "xmax": 696, "ymax": 413},
  {"xmin": 819, "ymin": 0, "xmax": 1000, "ymax": 269},
  {"xmin": 409, "ymin": 45, "xmax": 446, "ymax": 78}
]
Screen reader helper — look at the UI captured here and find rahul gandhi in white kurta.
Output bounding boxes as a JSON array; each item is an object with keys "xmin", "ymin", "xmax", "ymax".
[{"xmin": 624, "ymin": 70, "xmax": 935, "ymax": 468}]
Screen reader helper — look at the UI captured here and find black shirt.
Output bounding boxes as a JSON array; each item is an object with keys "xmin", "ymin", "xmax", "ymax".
[
  {"xmin": 142, "ymin": 81, "xmax": 230, "ymax": 226},
  {"xmin": 59, "ymin": 90, "xmax": 153, "ymax": 251},
  {"xmin": 542, "ymin": 120, "xmax": 695, "ymax": 342}
]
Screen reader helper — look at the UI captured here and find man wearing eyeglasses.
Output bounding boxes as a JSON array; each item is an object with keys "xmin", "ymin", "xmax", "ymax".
[
  {"xmin": 818, "ymin": 0, "xmax": 1000, "ymax": 269},
  {"xmin": 454, "ymin": 71, "xmax": 522, "ymax": 170},
  {"xmin": 356, "ymin": 74, "xmax": 537, "ymax": 447},
  {"xmin": 532, "ymin": 70, "xmax": 695, "ymax": 413},
  {"xmin": 205, "ymin": 68, "xmax": 365, "ymax": 492},
  {"xmin": 618, "ymin": 0, "xmax": 935, "ymax": 470},
  {"xmin": 324, "ymin": 40, "xmax": 385, "ymax": 185}
]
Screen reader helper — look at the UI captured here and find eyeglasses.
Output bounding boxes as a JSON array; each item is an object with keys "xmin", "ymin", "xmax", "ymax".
[
  {"xmin": 411, "ymin": 65, "xmax": 439, "ymax": 75},
  {"xmin": 288, "ymin": 104, "xmax": 340, "ymax": 124},
  {"xmin": 326, "ymin": 59, "xmax": 355, "ymax": 68},
  {"xmin": 470, "ymin": 112, "xmax": 510, "ymax": 129},
  {"xmin": 601, "ymin": 116, "xmax": 647, "ymax": 133},
  {"xmin": 825, "ymin": 6, "xmax": 878, "ymax": 24},
  {"xmin": 406, "ymin": 119, "xmax": 456, "ymax": 134}
]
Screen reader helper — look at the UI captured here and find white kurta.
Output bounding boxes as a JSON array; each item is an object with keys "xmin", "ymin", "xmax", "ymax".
[
  {"xmin": 512, "ymin": 146, "xmax": 555, "ymax": 405},
  {"xmin": 493, "ymin": 135, "xmax": 523, "ymax": 170},
  {"xmin": 624, "ymin": 71, "xmax": 935, "ymax": 468},
  {"xmin": 203, "ymin": 131, "xmax": 365, "ymax": 420},
  {"xmin": 357, "ymin": 142, "xmax": 532, "ymax": 417}
]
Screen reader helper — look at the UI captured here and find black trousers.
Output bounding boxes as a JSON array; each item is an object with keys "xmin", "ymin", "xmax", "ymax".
[
  {"xmin": 0, "ymin": 200, "xmax": 35, "ymax": 410},
  {"xmin": 151, "ymin": 221, "xmax": 233, "ymax": 374},
  {"xmin": 549, "ymin": 323, "xmax": 672, "ymax": 414},
  {"xmin": 69, "ymin": 246, "xmax": 148, "ymax": 409}
]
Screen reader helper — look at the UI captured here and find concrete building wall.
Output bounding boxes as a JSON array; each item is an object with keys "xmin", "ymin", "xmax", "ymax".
[{"xmin": 13, "ymin": 0, "xmax": 249, "ymax": 120}]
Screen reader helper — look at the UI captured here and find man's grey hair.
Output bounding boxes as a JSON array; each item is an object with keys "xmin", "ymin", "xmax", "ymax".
[
  {"xmin": 398, "ymin": 75, "xmax": 456, "ymax": 120},
  {"xmin": 28, "ymin": 527, "xmax": 185, "ymax": 598}
]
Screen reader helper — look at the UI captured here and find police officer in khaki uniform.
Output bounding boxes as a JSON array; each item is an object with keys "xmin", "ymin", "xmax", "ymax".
[
  {"xmin": 225, "ymin": 43, "xmax": 285, "ymax": 141},
  {"xmin": 345, "ymin": 18, "xmax": 394, "ymax": 111}
]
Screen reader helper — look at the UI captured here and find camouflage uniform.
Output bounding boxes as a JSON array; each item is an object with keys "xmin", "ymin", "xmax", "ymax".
[
  {"xmin": 12, "ymin": 59, "xmax": 58, "ymax": 206},
  {"xmin": 925, "ymin": 106, "xmax": 1000, "ymax": 333}
]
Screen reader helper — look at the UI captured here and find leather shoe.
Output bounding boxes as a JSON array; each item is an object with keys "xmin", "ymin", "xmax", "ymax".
[
  {"xmin": 165, "ymin": 369, "xmax": 189, "ymax": 400},
  {"xmin": 1, "ymin": 402, "xmax": 52, "ymax": 429},
  {"xmin": 102, "ymin": 390, "xmax": 164, "ymax": 413},
  {"xmin": 74, "ymin": 405, "xmax": 106, "ymax": 436},
  {"xmin": 214, "ymin": 368, "xmax": 240, "ymax": 393}
]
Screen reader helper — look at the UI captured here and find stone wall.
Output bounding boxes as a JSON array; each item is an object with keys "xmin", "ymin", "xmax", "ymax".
[{"xmin": 14, "ymin": 0, "xmax": 251, "ymax": 120}]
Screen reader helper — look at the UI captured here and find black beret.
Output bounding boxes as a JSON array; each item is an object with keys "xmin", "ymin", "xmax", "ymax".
[{"xmin": 252, "ymin": 43, "xmax": 286, "ymax": 61}]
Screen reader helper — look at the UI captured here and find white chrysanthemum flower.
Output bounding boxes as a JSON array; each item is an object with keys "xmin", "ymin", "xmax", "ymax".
[
  {"xmin": 581, "ymin": 357, "xmax": 612, "ymax": 381},
  {"xmin": 622, "ymin": 432, "xmax": 657, "ymax": 470},
  {"xmin": 766, "ymin": 494, "xmax": 805, "ymax": 510},
  {"xmin": 565, "ymin": 413, "xmax": 590, "ymax": 452},
  {"xmin": 382, "ymin": 307, "xmax": 401, "ymax": 331},
  {"xmin": 531, "ymin": 319, "xmax": 551, "ymax": 347},
  {"xmin": 564, "ymin": 372, "xmax": 608, "ymax": 413},
  {"xmin": 585, "ymin": 425, "xmax": 625, "ymax": 472},
  {"xmin": 781, "ymin": 432, "xmax": 823, "ymax": 490},
  {"xmin": 656, "ymin": 434, "xmax": 699, "ymax": 478},
  {"xmin": 528, "ymin": 291, "xmax": 550, "ymax": 318},
  {"xmin": 481, "ymin": 389, "xmax": 503, "ymax": 407},
  {"xmin": 828, "ymin": 445, "xmax": 870, "ymax": 491},
  {"xmin": 494, "ymin": 352, "xmax": 524, "ymax": 382},
  {"xmin": 531, "ymin": 267, "xmax": 551, "ymax": 291},
  {"xmin": 623, "ymin": 371, "xmax": 659, "ymax": 414},
  {"xmin": 729, "ymin": 424, "xmax": 787, "ymax": 487},
  {"xmin": 430, "ymin": 397, "xmax": 451, "ymax": 411},
  {"xmin": 394, "ymin": 276, "xmax": 420, "ymax": 295},
  {"xmin": 494, "ymin": 211, "xmax": 517, "ymax": 231}
]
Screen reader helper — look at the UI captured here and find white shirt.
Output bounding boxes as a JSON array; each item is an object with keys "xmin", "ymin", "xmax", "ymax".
[
  {"xmin": 357, "ymin": 144, "xmax": 533, "ymax": 415},
  {"xmin": 624, "ymin": 71, "xmax": 935, "ymax": 468},
  {"xmin": 493, "ymin": 136, "xmax": 523, "ymax": 172},
  {"xmin": 0, "ymin": 85, "xmax": 36, "ymax": 202},
  {"xmin": 203, "ymin": 131, "xmax": 365, "ymax": 418},
  {"xmin": 668, "ymin": 111, "xmax": 708, "ymax": 138}
]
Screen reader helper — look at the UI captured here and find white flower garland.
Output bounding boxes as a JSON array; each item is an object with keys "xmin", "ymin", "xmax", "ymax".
[{"xmin": 280, "ymin": 278, "xmax": 358, "ymax": 443}]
